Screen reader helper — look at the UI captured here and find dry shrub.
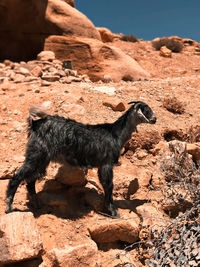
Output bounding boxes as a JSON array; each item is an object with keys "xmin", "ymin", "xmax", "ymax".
[
  {"xmin": 162, "ymin": 129, "xmax": 186, "ymax": 142},
  {"xmin": 136, "ymin": 140, "xmax": 200, "ymax": 266},
  {"xmin": 152, "ymin": 37, "xmax": 183, "ymax": 52},
  {"xmin": 185, "ymin": 125, "xmax": 200, "ymax": 143},
  {"xmin": 120, "ymin": 34, "xmax": 138, "ymax": 43},
  {"xmin": 162, "ymin": 126, "xmax": 200, "ymax": 143},
  {"xmin": 147, "ymin": 142, "xmax": 200, "ymax": 265},
  {"xmin": 122, "ymin": 74, "xmax": 133, "ymax": 82},
  {"xmin": 160, "ymin": 140, "xmax": 195, "ymax": 182},
  {"xmin": 159, "ymin": 140, "xmax": 200, "ymax": 218},
  {"xmin": 162, "ymin": 96, "xmax": 185, "ymax": 114}
]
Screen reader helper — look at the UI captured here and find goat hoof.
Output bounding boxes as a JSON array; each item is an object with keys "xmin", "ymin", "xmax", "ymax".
[
  {"xmin": 5, "ymin": 207, "xmax": 13, "ymax": 214},
  {"xmin": 107, "ymin": 205, "xmax": 120, "ymax": 218},
  {"xmin": 111, "ymin": 210, "xmax": 120, "ymax": 218}
]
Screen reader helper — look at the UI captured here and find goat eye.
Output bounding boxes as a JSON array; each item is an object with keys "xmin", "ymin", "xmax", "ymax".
[{"xmin": 143, "ymin": 109, "xmax": 151, "ymax": 117}]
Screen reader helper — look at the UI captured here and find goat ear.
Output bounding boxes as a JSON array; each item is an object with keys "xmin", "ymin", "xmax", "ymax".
[{"xmin": 137, "ymin": 108, "xmax": 149, "ymax": 122}]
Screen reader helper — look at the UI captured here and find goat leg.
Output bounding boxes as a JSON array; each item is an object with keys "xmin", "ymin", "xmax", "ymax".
[
  {"xmin": 5, "ymin": 170, "xmax": 23, "ymax": 213},
  {"xmin": 27, "ymin": 181, "xmax": 40, "ymax": 210},
  {"xmin": 98, "ymin": 165, "xmax": 119, "ymax": 218}
]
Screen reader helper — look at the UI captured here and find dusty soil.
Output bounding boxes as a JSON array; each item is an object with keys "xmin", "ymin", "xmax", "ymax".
[{"xmin": 0, "ymin": 39, "xmax": 200, "ymax": 266}]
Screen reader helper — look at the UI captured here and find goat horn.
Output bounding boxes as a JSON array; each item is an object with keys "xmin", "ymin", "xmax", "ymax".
[{"xmin": 128, "ymin": 101, "xmax": 140, "ymax": 105}]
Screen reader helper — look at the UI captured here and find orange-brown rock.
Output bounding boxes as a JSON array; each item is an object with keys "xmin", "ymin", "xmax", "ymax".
[
  {"xmin": 63, "ymin": 0, "xmax": 75, "ymax": 8},
  {"xmin": 0, "ymin": 212, "xmax": 43, "ymax": 264},
  {"xmin": 186, "ymin": 143, "xmax": 200, "ymax": 162},
  {"xmin": 136, "ymin": 203, "xmax": 169, "ymax": 227},
  {"xmin": 97, "ymin": 27, "xmax": 121, "ymax": 42},
  {"xmin": 88, "ymin": 216, "xmax": 139, "ymax": 243},
  {"xmin": 103, "ymin": 98, "xmax": 126, "ymax": 111},
  {"xmin": 55, "ymin": 163, "xmax": 88, "ymax": 186},
  {"xmin": 47, "ymin": 242, "xmax": 98, "ymax": 267},
  {"xmin": 0, "ymin": 0, "xmax": 100, "ymax": 61},
  {"xmin": 44, "ymin": 36, "xmax": 150, "ymax": 82},
  {"xmin": 160, "ymin": 46, "xmax": 172, "ymax": 58}
]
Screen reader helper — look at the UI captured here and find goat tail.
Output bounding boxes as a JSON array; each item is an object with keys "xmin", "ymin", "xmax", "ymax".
[{"xmin": 27, "ymin": 101, "xmax": 51, "ymax": 136}]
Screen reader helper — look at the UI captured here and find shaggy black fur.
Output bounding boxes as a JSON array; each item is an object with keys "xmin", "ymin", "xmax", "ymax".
[{"xmin": 5, "ymin": 101, "xmax": 156, "ymax": 217}]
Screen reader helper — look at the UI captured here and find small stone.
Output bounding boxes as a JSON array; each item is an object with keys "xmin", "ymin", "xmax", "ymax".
[
  {"xmin": 186, "ymin": 142, "xmax": 200, "ymax": 162},
  {"xmin": 14, "ymin": 73, "xmax": 25, "ymax": 83},
  {"xmin": 103, "ymin": 74, "xmax": 112, "ymax": 83},
  {"xmin": 41, "ymin": 73, "xmax": 60, "ymax": 82},
  {"xmin": 37, "ymin": 51, "xmax": 55, "ymax": 62},
  {"xmin": 160, "ymin": 46, "xmax": 172, "ymax": 58},
  {"xmin": 41, "ymin": 80, "xmax": 51, "ymax": 86},
  {"xmin": 88, "ymin": 218, "xmax": 139, "ymax": 243},
  {"xmin": 16, "ymin": 67, "xmax": 30, "ymax": 76},
  {"xmin": 103, "ymin": 98, "xmax": 125, "ymax": 111},
  {"xmin": 31, "ymin": 66, "xmax": 42, "ymax": 77}
]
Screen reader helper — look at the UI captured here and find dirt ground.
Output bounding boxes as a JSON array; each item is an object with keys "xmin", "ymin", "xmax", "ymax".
[{"xmin": 0, "ymin": 39, "xmax": 200, "ymax": 266}]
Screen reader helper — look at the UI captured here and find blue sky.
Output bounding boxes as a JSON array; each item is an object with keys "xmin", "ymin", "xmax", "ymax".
[{"xmin": 76, "ymin": 0, "xmax": 200, "ymax": 42}]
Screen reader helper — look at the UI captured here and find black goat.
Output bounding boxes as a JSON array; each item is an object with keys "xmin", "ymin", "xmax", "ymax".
[{"xmin": 5, "ymin": 101, "xmax": 156, "ymax": 217}]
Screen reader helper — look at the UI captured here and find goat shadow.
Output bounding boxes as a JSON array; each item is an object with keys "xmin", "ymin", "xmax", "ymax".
[{"xmin": 24, "ymin": 176, "xmax": 148, "ymax": 220}]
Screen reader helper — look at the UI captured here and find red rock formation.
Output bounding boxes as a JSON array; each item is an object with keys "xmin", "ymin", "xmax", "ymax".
[
  {"xmin": 0, "ymin": 0, "xmax": 100, "ymax": 61},
  {"xmin": 44, "ymin": 36, "xmax": 150, "ymax": 82}
]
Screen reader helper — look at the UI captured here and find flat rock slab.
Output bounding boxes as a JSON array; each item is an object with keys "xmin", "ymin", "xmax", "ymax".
[
  {"xmin": 47, "ymin": 242, "xmax": 98, "ymax": 267},
  {"xmin": 0, "ymin": 212, "xmax": 43, "ymax": 264},
  {"xmin": 88, "ymin": 216, "xmax": 139, "ymax": 243}
]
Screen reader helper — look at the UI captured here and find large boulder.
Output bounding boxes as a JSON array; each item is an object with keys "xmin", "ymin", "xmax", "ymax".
[
  {"xmin": 0, "ymin": 0, "xmax": 100, "ymax": 61},
  {"xmin": 44, "ymin": 35, "xmax": 150, "ymax": 82},
  {"xmin": 63, "ymin": 0, "xmax": 75, "ymax": 8}
]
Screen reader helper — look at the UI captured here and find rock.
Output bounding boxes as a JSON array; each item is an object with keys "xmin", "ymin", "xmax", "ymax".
[
  {"xmin": 47, "ymin": 242, "xmax": 98, "ymax": 267},
  {"xmin": 59, "ymin": 76, "xmax": 72, "ymax": 84},
  {"xmin": 55, "ymin": 163, "xmax": 87, "ymax": 186},
  {"xmin": 103, "ymin": 98, "xmax": 125, "ymax": 112},
  {"xmin": 37, "ymin": 51, "xmax": 55, "ymax": 62},
  {"xmin": 186, "ymin": 143, "xmax": 200, "ymax": 162},
  {"xmin": 31, "ymin": 66, "xmax": 43, "ymax": 77},
  {"xmin": 0, "ymin": 0, "xmax": 100, "ymax": 61},
  {"xmin": 24, "ymin": 76, "xmax": 40, "ymax": 83},
  {"xmin": 0, "ymin": 212, "xmax": 43, "ymax": 264},
  {"xmin": 160, "ymin": 46, "xmax": 172, "ymax": 58},
  {"xmin": 41, "ymin": 73, "xmax": 60, "ymax": 82},
  {"xmin": 102, "ymin": 74, "xmax": 112, "ymax": 83},
  {"xmin": 96, "ymin": 27, "xmax": 121, "ymax": 42},
  {"xmin": 16, "ymin": 67, "xmax": 31, "ymax": 76},
  {"xmin": 63, "ymin": 0, "xmax": 75, "ymax": 8},
  {"xmin": 136, "ymin": 203, "xmax": 169, "ymax": 227},
  {"xmin": 14, "ymin": 73, "xmax": 25, "ymax": 83},
  {"xmin": 88, "ymin": 217, "xmax": 139, "ymax": 243},
  {"xmin": 41, "ymin": 80, "xmax": 51, "ymax": 86},
  {"xmin": 44, "ymin": 36, "xmax": 150, "ymax": 82}
]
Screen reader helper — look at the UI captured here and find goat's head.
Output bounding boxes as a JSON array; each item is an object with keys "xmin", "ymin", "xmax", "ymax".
[{"xmin": 129, "ymin": 101, "xmax": 157, "ymax": 125}]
